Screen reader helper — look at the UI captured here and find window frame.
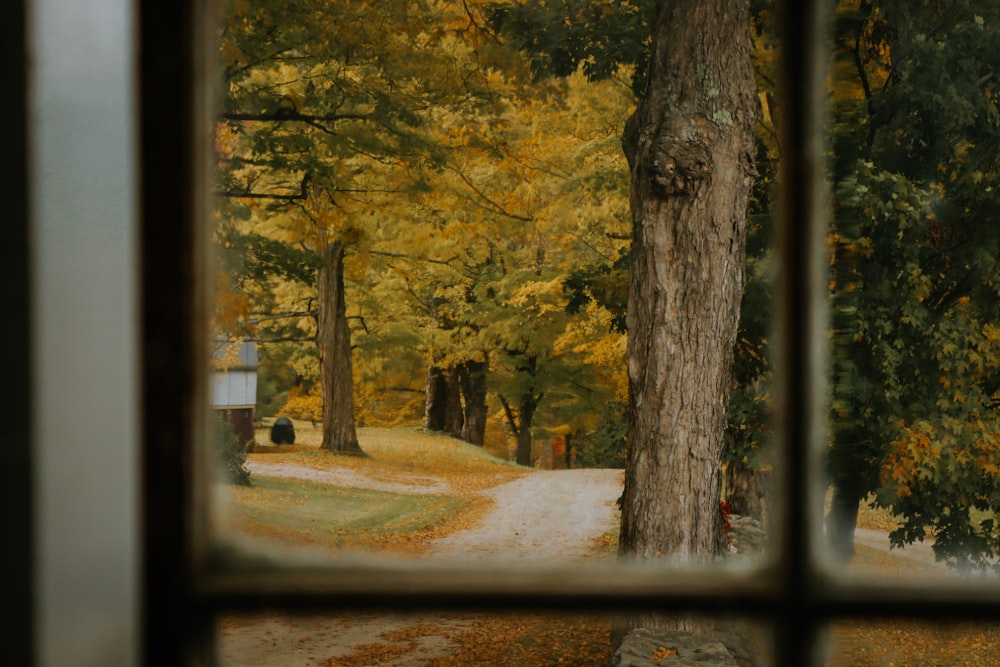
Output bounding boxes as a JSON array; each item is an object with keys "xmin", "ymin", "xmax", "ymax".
[
  {"xmin": 6, "ymin": 0, "xmax": 32, "ymax": 663},
  {"xmin": 138, "ymin": 2, "xmax": 1000, "ymax": 666}
]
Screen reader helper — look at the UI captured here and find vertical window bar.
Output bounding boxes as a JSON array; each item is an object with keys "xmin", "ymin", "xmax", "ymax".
[
  {"xmin": 140, "ymin": 0, "xmax": 216, "ymax": 664},
  {"xmin": 774, "ymin": 0, "xmax": 827, "ymax": 666},
  {"xmin": 4, "ymin": 0, "xmax": 32, "ymax": 663}
]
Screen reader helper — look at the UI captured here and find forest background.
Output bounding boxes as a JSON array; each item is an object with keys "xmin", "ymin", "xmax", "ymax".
[{"xmin": 212, "ymin": 0, "xmax": 1000, "ymax": 572}]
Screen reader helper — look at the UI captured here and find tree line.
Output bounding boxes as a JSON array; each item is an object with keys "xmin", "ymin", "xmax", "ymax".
[{"xmin": 212, "ymin": 0, "xmax": 1000, "ymax": 585}]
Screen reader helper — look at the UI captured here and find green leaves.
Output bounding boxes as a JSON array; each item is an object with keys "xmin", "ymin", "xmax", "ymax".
[
  {"xmin": 827, "ymin": 0, "xmax": 1000, "ymax": 568},
  {"xmin": 486, "ymin": 0, "xmax": 655, "ymax": 93}
]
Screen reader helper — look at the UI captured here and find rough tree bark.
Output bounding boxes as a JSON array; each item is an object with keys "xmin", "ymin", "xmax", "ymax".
[
  {"xmin": 616, "ymin": 0, "xmax": 758, "ymax": 637},
  {"xmin": 317, "ymin": 240, "xmax": 364, "ymax": 455}
]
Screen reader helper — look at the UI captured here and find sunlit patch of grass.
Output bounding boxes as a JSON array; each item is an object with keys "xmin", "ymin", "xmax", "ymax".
[
  {"xmin": 224, "ymin": 475, "xmax": 469, "ymax": 554},
  {"xmin": 226, "ymin": 425, "xmax": 542, "ymax": 556},
  {"xmin": 358, "ymin": 427, "xmax": 524, "ymax": 470},
  {"xmin": 249, "ymin": 425, "xmax": 528, "ymax": 492}
]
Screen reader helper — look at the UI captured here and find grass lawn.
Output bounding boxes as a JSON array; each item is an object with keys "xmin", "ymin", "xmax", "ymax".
[
  {"xmin": 219, "ymin": 424, "xmax": 525, "ymax": 557},
  {"xmin": 220, "ymin": 424, "xmax": 1000, "ymax": 664},
  {"xmin": 224, "ymin": 475, "xmax": 469, "ymax": 554}
]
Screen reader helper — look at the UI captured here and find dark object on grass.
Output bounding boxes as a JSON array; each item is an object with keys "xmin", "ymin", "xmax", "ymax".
[{"xmin": 270, "ymin": 417, "xmax": 296, "ymax": 445}]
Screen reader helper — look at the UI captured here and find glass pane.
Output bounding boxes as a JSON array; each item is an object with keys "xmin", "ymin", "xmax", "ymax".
[
  {"xmin": 822, "ymin": 0, "xmax": 1000, "ymax": 579},
  {"xmin": 217, "ymin": 611, "xmax": 771, "ymax": 666},
  {"xmin": 204, "ymin": 0, "xmax": 778, "ymax": 575},
  {"xmin": 824, "ymin": 619, "xmax": 1000, "ymax": 667}
]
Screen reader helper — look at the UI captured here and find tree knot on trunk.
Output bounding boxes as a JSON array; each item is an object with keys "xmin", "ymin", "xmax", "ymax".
[{"xmin": 648, "ymin": 134, "xmax": 712, "ymax": 198}]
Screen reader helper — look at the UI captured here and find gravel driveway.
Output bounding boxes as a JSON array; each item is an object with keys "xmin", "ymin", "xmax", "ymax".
[
  {"xmin": 427, "ymin": 468, "xmax": 624, "ymax": 563},
  {"xmin": 243, "ymin": 461, "xmax": 624, "ymax": 563},
  {"xmin": 218, "ymin": 465, "xmax": 624, "ymax": 666}
]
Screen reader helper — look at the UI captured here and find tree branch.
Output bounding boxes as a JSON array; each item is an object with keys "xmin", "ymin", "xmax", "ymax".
[
  {"xmin": 448, "ymin": 166, "xmax": 534, "ymax": 222},
  {"xmin": 252, "ymin": 336, "xmax": 315, "ymax": 344},
  {"xmin": 498, "ymin": 394, "xmax": 520, "ymax": 437},
  {"xmin": 347, "ymin": 314, "xmax": 370, "ymax": 335},
  {"xmin": 223, "ymin": 110, "xmax": 370, "ymax": 124},
  {"xmin": 217, "ymin": 172, "xmax": 311, "ymax": 200},
  {"xmin": 246, "ymin": 311, "xmax": 316, "ymax": 324},
  {"xmin": 369, "ymin": 249, "xmax": 459, "ymax": 266}
]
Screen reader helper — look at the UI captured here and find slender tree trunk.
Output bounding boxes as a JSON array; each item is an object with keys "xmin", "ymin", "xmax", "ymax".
[
  {"xmin": 458, "ymin": 359, "xmax": 488, "ymax": 446},
  {"xmin": 424, "ymin": 365, "xmax": 462, "ymax": 437},
  {"xmin": 499, "ymin": 393, "xmax": 538, "ymax": 466},
  {"xmin": 515, "ymin": 394, "xmax": 537, "ymax": 466},
  {"xmin": 725, "ymin": 464, "xmax": 771, "ymax": 524},
  {"xmin": 826, "ymin": 485, "xmax": 861, "ymax": 562},
  {"xmin": 424, "ymin": 365, "xmax": 449, "ymax": 431},
  {"xmin": 317, "ymin": 240, "xmax": 363, "ymax": 455},
  {"xmin": 615, "ymin": 0, "xmax": 757, "ymax": 641},
  {"xmin": 442, "ymin": 366, "xmax": 464, "ymax": 438}
]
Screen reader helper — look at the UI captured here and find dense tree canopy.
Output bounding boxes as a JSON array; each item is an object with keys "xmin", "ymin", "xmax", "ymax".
[
  {"xmin": 212, "ymin": 0, "xmax": 633, "ymax": 461},
  {"xmin": 210, "ymin": 0, "xmax": 1000, "ymax": 576},
  {"xmin": 826, "ymin": 0, "xmax": 1000, "ymax": 570}
]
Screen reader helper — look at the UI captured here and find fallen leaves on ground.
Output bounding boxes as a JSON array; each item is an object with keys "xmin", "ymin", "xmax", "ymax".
[
  {"xmin": 825, "ymin": 618, "xmax": 1000, "ymax": 667},
  {"xmin": 651, "ymin": 645, "xmax": 679, "ymax": 660},
  {"xmin": 824, "ymin": 537, "xmax": 1000, "ymax": 665},
  {"xmin": 249, "ymin": 424, "xmax": 528, "ymax": 495},
  {"xmin": 225, "ymin": 426, "xmax": 1000, "ymax": 665},
  {"xmin": 316, "ymin": 614, "xmax": 613, "ymax": 667},
  {"xmin": 224, "ymin": 425, "xmax": 530, "ymax": 557}
]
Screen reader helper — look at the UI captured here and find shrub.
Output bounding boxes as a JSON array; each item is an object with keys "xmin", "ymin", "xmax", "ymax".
[
  {"xmin": 213, "ymin": 412, "xmax": 251, "ymax": 486},
  {"xmin": 574, "ymin": 400, "xmax": 628, "ymax": 469},
  {"xmin": 281, "ymin": 388, "xmax": 323, "ymax": 425}
]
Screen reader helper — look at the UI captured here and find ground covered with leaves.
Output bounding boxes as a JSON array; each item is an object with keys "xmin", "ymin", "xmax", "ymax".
[
  {"xmin": 317, "ymin": 614, "xmax": 613, "ymax": 667},
  {"xmin": 217, "ymin": 424, "xmax": 1000, "ymax": 666}
]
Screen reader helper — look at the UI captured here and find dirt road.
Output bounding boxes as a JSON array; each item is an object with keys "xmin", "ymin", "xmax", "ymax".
[
  {"xmin": 218, "ymin": 465, "xmax": 624, "ymax": 666},
  {"xmin": 427, "ymin": 468, "xmax": 623, "ymax": 563}
]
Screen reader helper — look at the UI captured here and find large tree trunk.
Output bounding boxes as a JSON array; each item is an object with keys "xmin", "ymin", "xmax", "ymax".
[
  {"xmin": 616, "ymin": 0, "xmax": 757, "ymax": 638},
  {"xmin": 317, "ymin": 240, "xmax": 363, "ymax": 455}
]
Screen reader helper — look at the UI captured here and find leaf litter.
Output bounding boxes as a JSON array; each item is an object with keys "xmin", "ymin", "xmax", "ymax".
[{"xmin": 219, "ymin": 424, "xmax": 1000, "ymax": 665}]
